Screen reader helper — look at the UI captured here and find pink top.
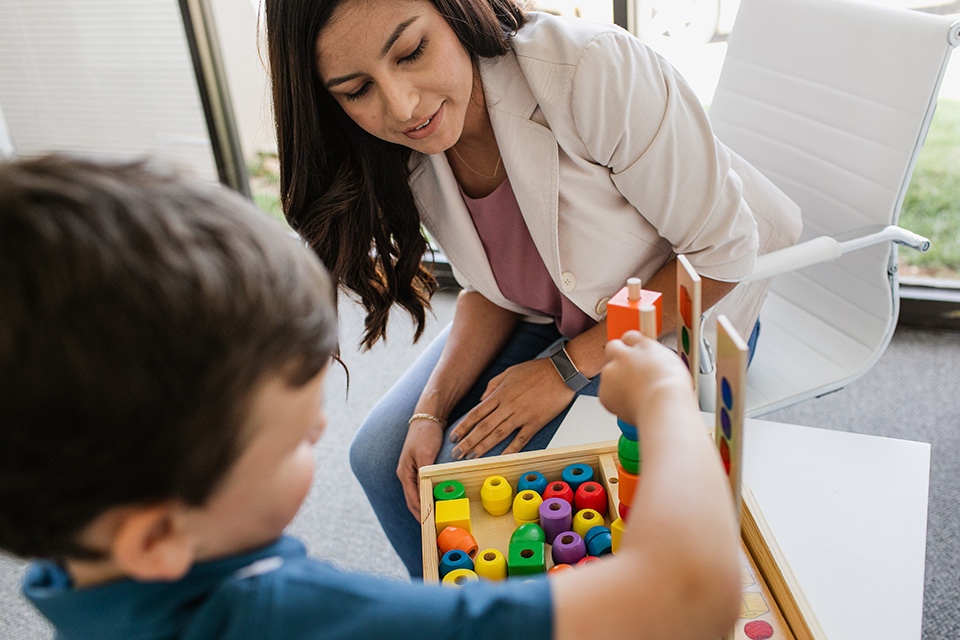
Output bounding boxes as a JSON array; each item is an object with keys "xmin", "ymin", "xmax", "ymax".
[{"xmin": 461, "ymin": 178, "xmax": 596, "ymax": 339}]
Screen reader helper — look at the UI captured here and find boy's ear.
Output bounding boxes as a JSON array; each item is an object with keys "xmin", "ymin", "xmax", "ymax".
[{"xmin": 110, "ymin": 503, "xmax": 196, "ymax": 582}]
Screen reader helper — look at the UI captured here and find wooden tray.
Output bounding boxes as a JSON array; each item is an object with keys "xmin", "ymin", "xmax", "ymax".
[{"xmin": 419, "ymin": 441, "xmax": 825, "ymax": 640}]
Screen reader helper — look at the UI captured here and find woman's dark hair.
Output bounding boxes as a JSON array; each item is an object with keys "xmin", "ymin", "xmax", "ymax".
[
  {"xmin": 0, "ymin": 155, "xmax": 338, "ymax": 561},
  {"xmin": 264, "ymin": 0, "xmax": 526, "ymax": 348}
]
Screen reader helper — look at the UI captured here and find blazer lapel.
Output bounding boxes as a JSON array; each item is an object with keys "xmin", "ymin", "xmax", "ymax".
[{"xmin": 481, "ymin": 52, "xmax": 562, "ymax": 282}]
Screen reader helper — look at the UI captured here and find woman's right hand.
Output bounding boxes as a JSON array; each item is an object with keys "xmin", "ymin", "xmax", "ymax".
[{"xmin": 396, "ymin": 419, "xmax": 445, "ymax": 520}]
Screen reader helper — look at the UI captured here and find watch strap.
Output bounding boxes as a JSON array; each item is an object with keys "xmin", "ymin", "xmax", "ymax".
[{"xmin": 547, "ymin": 341, "xmax": 591, "ymax": 392}]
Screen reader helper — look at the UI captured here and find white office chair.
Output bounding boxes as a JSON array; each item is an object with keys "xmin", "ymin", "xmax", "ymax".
[{"xmin": 698, "ymin": 0, "xmax": 960, "ymax": 416}]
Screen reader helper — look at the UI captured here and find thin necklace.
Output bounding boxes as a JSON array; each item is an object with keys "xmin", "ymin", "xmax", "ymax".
[{"xmin": 449, "ymin": 145, "xmax": 502, "ymax": 179}]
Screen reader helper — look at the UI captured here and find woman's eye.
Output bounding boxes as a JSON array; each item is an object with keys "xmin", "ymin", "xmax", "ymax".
[
  {"xmin": 399, "ymin": 39, "xmax": 426, "ymax": 63},
  {"xmin": 345, "ymin": 83, "xmax": 371, "ymax": 102}
]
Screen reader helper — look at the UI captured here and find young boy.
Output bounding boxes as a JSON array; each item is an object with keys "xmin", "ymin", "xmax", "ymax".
[{"xmin": 0, "ymin": 155, "xmax": 740, "ymax": 640}]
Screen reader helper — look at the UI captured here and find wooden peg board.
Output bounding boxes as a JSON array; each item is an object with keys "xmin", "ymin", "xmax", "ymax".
[
  {"xmin": 715, "ymin": 314, "xmax": 748, "ymax": 522},
  {"xmin": 676, "ymin": 254, "xmax": 702, "ymax": 397}
]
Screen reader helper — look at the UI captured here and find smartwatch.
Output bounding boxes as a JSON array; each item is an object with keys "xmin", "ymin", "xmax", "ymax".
[{"xmin": 547, "ymin": 340, "xmax": 591, "ymax": 392}]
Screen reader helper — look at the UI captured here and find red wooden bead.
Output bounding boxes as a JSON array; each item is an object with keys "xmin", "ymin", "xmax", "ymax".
[
  {"xmin": 618, "ymin": 501, "xmax": 631, "ymax": 522},
  {"xmin": 574, "ymin": 481, "xmax": 607, "ymax": 516},
  {"xmin": 542, "ymin": 480, "xmax": 574, "ymax": 505}
]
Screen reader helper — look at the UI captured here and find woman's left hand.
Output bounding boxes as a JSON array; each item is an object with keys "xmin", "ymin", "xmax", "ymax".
[{"xmin": 446, "ymin": 357, "xmax": 576, "ymax": 459}]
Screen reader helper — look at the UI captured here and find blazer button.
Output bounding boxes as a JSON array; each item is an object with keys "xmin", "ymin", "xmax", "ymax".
[
  {"xmin": 560, "ymin": 272, "xmax": 577, "ymax": 292},
  {"xmin": 595, "ymin": 297, "xmax": 609, "ymax": 315}
]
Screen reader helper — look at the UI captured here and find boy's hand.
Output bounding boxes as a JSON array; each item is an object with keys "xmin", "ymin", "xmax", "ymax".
[{"xmin": 598, "ymin": 330, "xmax": 693, "ymax": 424}]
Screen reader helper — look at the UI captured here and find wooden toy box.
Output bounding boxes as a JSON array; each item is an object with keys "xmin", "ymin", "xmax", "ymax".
[{"xmin": 419, "ymin": 441, "xmax": 825, "ymax": 640}]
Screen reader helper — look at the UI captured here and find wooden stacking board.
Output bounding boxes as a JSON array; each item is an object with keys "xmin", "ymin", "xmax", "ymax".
[
  {"xmin": 715, "ymin": 314, "xmax": 747, "ymax": 522},
  {"xmin": 677, "ymin": 254, "xmax": 702, "ymax": 398}
]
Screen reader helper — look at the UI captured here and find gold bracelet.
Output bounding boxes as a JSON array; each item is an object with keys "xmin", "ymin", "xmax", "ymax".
[{"xmin": 408, "ymin": 412, "xmax": 445, "ymax": 428}]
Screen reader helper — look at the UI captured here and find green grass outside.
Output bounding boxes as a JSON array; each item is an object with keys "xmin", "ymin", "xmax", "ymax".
[
  {"xmin": 899, "ymin": 99, "xmax": 960, "ymax": 279},
  {"xmin": 248, "ymin": 151, "xmax": 285, "ymax": 225}
]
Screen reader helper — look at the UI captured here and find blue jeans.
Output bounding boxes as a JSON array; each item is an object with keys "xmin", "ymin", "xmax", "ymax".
[
  {"xmin": 349, "ymin": 321, "xmax": 600, "ymax": 578},
  {"xmin": 349, "ymin": 318, "xmax": 760, "ymax": 578}
]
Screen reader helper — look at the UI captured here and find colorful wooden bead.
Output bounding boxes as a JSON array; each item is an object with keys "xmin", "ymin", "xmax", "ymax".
[
  {"xmin": 512, "ymin": 489, "xmax": 543, "ymax": 525},
  {"xmin": 561, "ymin": 463, "xmax": 594, "ymax": 492},
  {"xmin": 435, "ymin": 497, "xmax": 471, "ymax": 534},
  {"xmin": 577, "ymin": 556, "xmax": 602, "ymax": 566},
  {"xmin": 480, "ymin": 475, "xmax": 514, "ymax": 516},
  {"xmin": 616, "ymin": 461, "xmax": 638, "ymax": 509},
  {"xmin": 442, "ymin": 568, "xmax": 479, "ymax": 587},
  {"xmin": 606, "ymin": 283, "xmax": 663, "ymax": 340},
  {"xmin": 616, "ymin": 417, "xmax": 638, "ymax": 441},
  {"xmin": 542, "ymin": 480, "xmax": 574, "ymax": 505},
  {"xmin": 617, "ymin": 435, "xmax": 640, "ymax": 475},
  {"xmin": 508, "ymin": 539, "xmax": 546, "ymax": 576},
  {"xmin": 517, "ymin": 470, "xmax": 548, "ymax": 495},
  {"xmin": 474, "ymin": 548, "xmax": 507, "ymax": 581},
  {"xmin": 574, "ymin": 481, "xmax": 608, "ymax": 516},
  {"xmin": 437, "ymin": 526, "xmax": 479, "ymax": 559},
  {"xmin": 610, "ymin": 517, "xmax": 626, "ymax": 554},
  {"xmin": 551, "ymin": 531, "xmax": 586, "ymax": 565},
  {"xmin": 573, "ymin": 508, "xmax": 604, "ymax": 538},
  {"xmin": 433, "ymin": 479, "xmax": 466, "ymax": 501},
  {"xmin": 439, "ymin": 549, "xmax": 474, "ymax": 577},
  {"xmin": 584, "ymin": 525, "xmax": 613, "ymax": 556},
  {"xmin": 510, "ymin": 522, "xmax": 546, "ymax": 545},
  {"xmin": 548, "ymin": 563, "xmax": 573, "ymax": 574},
  {"xmin": 538, "ymin": 497, "xmax": 573, "ymax": 544},
  {"xmin": 618, "ymin": 501, "xmax": 631, "ymax": 522}
]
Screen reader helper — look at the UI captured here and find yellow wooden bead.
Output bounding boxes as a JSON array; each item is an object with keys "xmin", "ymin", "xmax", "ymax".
[
  {"xmin": 435, "ymin": 497, "xmax": 471, "ymax": 535},
  {"xmin": 611, "ymin": 517, "xmax": 626, "ymax": 554},
  {"xmin": 480, "ymin": 475, "xmax": 514, "ymax": 516},
  {"xmin": 442, "ymin": 568, "xmax": 479, "ymax": 587},
  {"xmin": 573, "ymin": 508, "xmax": 604, "ymax": 538},
  {"xmin": 474, "ymin": 548, "xmax": 507, "ymax": 581},
  {"xmin": 512, "ymin": 489, "xmax": 543, "ymax": 525}
]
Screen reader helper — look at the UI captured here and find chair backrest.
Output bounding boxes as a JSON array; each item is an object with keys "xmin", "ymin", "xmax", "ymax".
[{"xmin": 709, "ymin": 0, "xmax": 959, "ymax": 416}]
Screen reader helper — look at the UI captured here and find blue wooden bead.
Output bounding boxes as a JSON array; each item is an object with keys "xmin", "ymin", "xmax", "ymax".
[
  {"xmin": 517, "ymin": 470, "xmax": 548, "ymax": 495},
  {"xmin": 584, "ymin": 525, "xmax": 613, "ymax": 556},
  {"xmin": 439, "ymin": 549, "xmax": 475, "ymax": 578},
  {"xmin": 561, "ymin": 463, "xmax": 594, "ymax": 491},
  {"xmin": 617, "ymin": 418, "xmax": 638, "ymax": 441}
]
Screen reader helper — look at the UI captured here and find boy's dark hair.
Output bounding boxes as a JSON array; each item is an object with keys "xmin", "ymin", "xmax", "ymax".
[{"xmin": 0, "ymin": 155, "xmax": 338, "ymax": 561}]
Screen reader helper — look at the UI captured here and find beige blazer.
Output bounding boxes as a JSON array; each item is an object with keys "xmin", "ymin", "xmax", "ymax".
[{"xmin": 411, "ymin": 12, "xmax": 801, "ymax": 338}]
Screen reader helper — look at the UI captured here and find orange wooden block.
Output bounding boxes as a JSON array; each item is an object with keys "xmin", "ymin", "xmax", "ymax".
[
  {"xmin": 616, "ymin": 461, "xmax": 638, "ymax": 509},
  {"xmin": 607, "ymin": 282, "xmax": 663, "ymax": 340}
]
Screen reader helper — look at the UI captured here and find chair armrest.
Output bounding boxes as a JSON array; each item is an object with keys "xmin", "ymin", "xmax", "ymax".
[{"xmin": 743, "ymin": 225, "xmax": 930, "ymax": 283}]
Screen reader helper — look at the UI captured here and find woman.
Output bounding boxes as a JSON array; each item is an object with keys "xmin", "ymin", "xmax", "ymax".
[{"xmin": 264, "ymin": 0, "xmax": 801, "ymax": 577}]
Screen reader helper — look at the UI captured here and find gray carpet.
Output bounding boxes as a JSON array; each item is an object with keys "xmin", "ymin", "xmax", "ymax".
[{"xmin": 2, "ymin": 289, "xmax": 958, "ymax": 638}]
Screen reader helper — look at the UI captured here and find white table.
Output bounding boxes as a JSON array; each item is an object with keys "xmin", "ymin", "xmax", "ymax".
[{"xmin": 550, "ymin": 396, "xmax": 930, "ymax": 640}]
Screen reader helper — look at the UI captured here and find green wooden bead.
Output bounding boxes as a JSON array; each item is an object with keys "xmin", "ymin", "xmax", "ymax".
[
  {"xmin": 510, "ymin": 522, "xmax": 546, "ymax": 545},
  {"xmin": 434, "ymin": 479, "xmax": 466, "ymax": 501}
]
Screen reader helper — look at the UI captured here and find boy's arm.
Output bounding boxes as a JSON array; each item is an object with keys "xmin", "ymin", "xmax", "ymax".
[{"xmin": 549, "ymin": 331, "xmax": 740, "ymax": 640}]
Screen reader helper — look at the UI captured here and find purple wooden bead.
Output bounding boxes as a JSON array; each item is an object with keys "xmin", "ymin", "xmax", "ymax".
[
  {"xmin": 551, "ymin": 531, "xmax": 586, "ymax": 566},
  {"xmin": 538, "ymin": 498, "xmax": 572, "ymax": 544}
]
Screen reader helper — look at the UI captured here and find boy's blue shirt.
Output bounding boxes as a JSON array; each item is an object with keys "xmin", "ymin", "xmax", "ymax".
[{"xmin": 23, "ymin": 535, "xmax": 554, "ymax": 640}]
